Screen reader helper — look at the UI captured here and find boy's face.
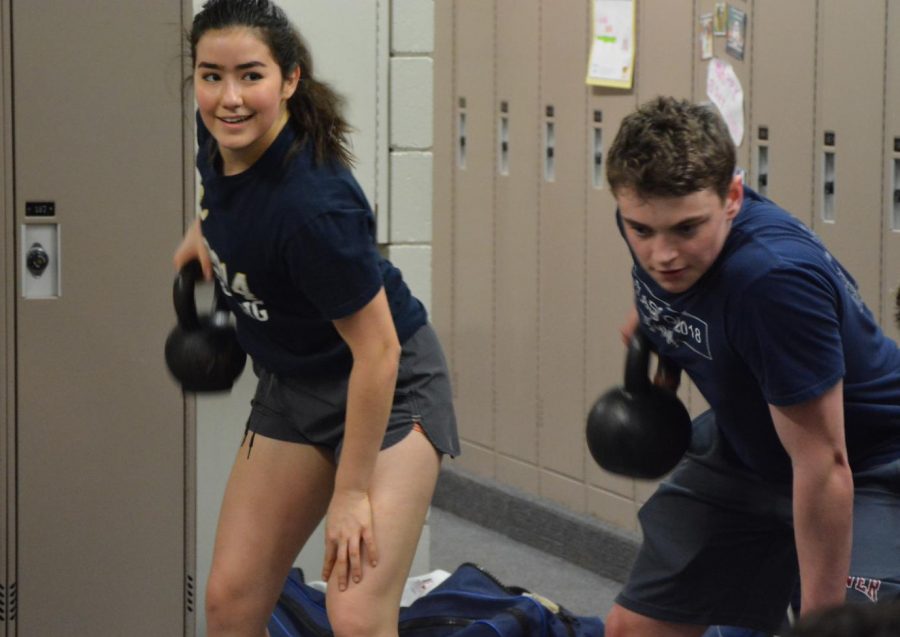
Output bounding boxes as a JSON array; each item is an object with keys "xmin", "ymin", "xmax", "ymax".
[{"xmin": 617, "ymin": 176, "xmax": 743, "ymax": 294}]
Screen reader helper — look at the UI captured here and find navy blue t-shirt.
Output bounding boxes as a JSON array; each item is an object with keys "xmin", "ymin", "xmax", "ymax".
[
  {"xmin": 621, "ymin": 187, "xmax": 900, "ymax": 480},
  {"xmin": 196, "ymin": 116, "xmax": 426, "ymax": 377}
]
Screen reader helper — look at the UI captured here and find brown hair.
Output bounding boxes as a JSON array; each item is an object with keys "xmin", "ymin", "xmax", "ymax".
[
  {"xmin": 190, "ymin": 0, "xmax": 354, "ymax": 168},
  {"xmin": 606, "ymin": 96, "xmax": 735, "ymax": 201}
]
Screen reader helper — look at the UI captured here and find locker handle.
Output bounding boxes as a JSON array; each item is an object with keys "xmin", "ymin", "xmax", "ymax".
[
  {"xmin": 594, "ymin": 152, "xmax": 603, "ymax": 166},
  {"xmin": 824, "ymin": 181, "xmax": 835, "ymax": 196},
  {"xmin": 547, "ymin": 147, "xmax": 554, "ymax": 159},
  {"xmin": 758, "ymin": 174, "xmax": 768, "ymax": 188},
  {"xmin": 894, "ymin": 189, "xmax": 900, "ymax": 204}
]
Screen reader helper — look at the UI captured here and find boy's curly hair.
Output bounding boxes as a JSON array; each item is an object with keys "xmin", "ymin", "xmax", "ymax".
[{"xmin": 606, "ymin": 96, "xmax": 736, "ymax": 201}]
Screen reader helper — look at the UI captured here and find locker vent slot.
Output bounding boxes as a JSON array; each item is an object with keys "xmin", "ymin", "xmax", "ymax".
[
  {"xmin": 592, "ymin": 126, "xmax": 604, "ymax": 189},
  {"xmin": 186, "ymin": 574, "xmax": 195, "ymax": 613},
  {"xmin": 756, "ymin": 145, "xmax": 769, "ymax": 197},
  {"xmin": 822, "ymin": 150, "xmax": 836, "ymax": 223},
  {"xmin": 892, "ymin": 158, "xmax": 900, "ymax": 231},
  {"xmin": 457, "ymin": 109, "xmax": 467, "ymax": 170},
  {"xmin": 544, "ymin": 119, "xmax": 555, "ymax": 182},
  {"xmin": 498, "ymin": 112, "xmax": 509, "ymax": 176},
  {"xmin": 0, "ymin": 581, "xmax": 17, "ymax": 621}
]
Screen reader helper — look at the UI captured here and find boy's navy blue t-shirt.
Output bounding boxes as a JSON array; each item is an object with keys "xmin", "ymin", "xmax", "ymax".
[
  {"xmin": 621, "ymin": 187, "xmax": 900, "ymax": 481},
  {"xmin": 196, "ymin": 116, "xmax": 426, "ymax": 377}
]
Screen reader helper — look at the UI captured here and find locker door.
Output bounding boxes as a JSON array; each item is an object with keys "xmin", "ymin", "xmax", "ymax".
[
  {"xmin": 883, "ymin": 2, "xmax": 900, "ymax": 339},
  {"xmin": 493, "ymin": 0, "xmax": 540, "ymax": 490},
  {"xmin": 537, "ymin": 0, "xmax": 589, "ymax": 510},
  {"xmin": 453, "ymin": 0, "xmax": 496, "ymax": 474},
  {"xmin": 750, "ymin": 0, "xmax": 817, "ymax": 226},
  {"xmin": 12, "ymin": 2, "xmax": 189, "ymax": 634},
  {"xmin": 635, "ymin": 0, "xmax": 693, "ymax": 102},
  {"xmin": 814, "ymin": 1, "xmax": 886, "ymax": 312},
  {"xmin": 584, "ymin": 88, "xmax": 638, "ymax": 529}
]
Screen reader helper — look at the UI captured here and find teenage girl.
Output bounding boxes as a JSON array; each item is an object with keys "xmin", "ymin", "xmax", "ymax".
[{"xmin": 174, "ymin": 2, "xmax": 459, "ymax": 635}]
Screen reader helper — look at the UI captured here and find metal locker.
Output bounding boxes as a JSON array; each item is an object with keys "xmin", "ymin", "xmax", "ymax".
[
  {"xmin": 883, "ymin": 1, "xmax": 900, "ymax": 339},
  {"xmin": 9, "ymin": 1, "xmax": 190, "ymax": 634},
  {"xmin": 813, "ymin": 1, "xmax": 887, "ymax": 313},
  {"xmin": 750, "ymin": 0, "xmax": 817, "ymax": 227},
  {"xmin": 452, "ymin": 0, "xmax": 496, "ymax": 470},
  {"xmin": 537, "ymin": 0, "xmax": 589, "ymax": 506},
  {"xmin": 432, "ymin": 0, "xmax": 455, "ymax": 359},
  {"xmin": 635, "ymin": 0, "xmax": 693, "ymax": 103},
  {"xmin": 493, "ymin": 0, "xmax": 540, "ymax": 488},
  {"xmin": 693, "ymin": 0, "xmax": 753, "ymax": 179},
  {"xmin": 584, "ymin": 92, "xmax": 639, "ymax": 525}
]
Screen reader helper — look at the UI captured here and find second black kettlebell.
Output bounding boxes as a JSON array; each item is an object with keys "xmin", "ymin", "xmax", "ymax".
[
  {"xmin": 164, "ymin": 260, "xmax": 247, "ymax": 392},
  {"xmin": 585, "ymin": 330, "xmax": 692, "ymax": 480}
]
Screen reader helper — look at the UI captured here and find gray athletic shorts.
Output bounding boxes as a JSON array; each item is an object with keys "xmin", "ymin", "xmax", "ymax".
[
  {"xmin": 616, "ymin": 411, "xmax": 900, "ymax": 634},
  {"xmin": 245, "ymin": 323, "xmax": 460, "ymax": 459}
]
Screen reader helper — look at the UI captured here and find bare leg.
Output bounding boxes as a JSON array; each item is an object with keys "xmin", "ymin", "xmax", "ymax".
[
  {"xmin": 325, "ymin": 427, "xmax": 441, "ymax": 637},
  {"xmin": 206, "ymin": 434, "xmax": 336, "ymax": 637},
  {"xmin": 605, "ymin": 603, "xmax": 708, "ymax": 637}
]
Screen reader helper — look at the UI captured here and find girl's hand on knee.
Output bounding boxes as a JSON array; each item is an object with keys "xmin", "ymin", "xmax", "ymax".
[{"xmin": 322, "ymin": 489, "xmax": 379, "ymax": 591}]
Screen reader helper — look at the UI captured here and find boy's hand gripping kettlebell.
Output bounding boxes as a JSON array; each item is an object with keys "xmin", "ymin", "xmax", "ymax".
[
  {"xmin": 586, "ymin": 330, "xmax": 692, "ymax": 479},
  {"xmin": 164, "ymin": 260, "xmax": 246, "ymax": 392}
]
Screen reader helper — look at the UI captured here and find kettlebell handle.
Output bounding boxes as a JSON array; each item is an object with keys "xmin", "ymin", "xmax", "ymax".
[
  {"xmin": 173, "ymin": 261, "xmax": 201, "ymax": 331},
  {"xmin": 624, "ymin": 330, "xmax": 679, "ymax": 394},
  {"xmin": 172, "ymin": 260, "xmax": 228, "ymax": 332},
  {"xmin": 624, "ymin": 330, "xmax": 652, "ymax": 394},
  {"xmin": 174, "ymin": 260, "xmax": 229, "ymax": 331}
]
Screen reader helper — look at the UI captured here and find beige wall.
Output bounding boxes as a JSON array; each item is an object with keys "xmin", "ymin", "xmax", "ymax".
[{"xmin": 434, "ymin": 0, "xmax": 900, "ymax": 532}]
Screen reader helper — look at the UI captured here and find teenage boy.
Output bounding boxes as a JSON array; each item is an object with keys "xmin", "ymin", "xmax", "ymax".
[{"xmin": 603, "ymin": 96, "xmax": 900, "ymax": 637}]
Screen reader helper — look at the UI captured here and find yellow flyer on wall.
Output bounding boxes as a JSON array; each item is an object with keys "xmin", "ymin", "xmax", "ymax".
[{"xmin": 586, "ymin": 0, "xmax": 636, "ymax": 88}]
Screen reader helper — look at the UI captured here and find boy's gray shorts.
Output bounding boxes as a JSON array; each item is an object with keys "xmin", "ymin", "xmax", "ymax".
[
  {"xmin": 245, "ymin": 323, "xmax": 460, "ymax": 459},
  {"xmin": 616, "ymin": 410, "xmax": 900, "ymax": 634}
]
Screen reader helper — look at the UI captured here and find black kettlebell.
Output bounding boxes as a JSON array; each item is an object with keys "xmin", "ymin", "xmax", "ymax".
[
  {"xmin": 586, "ymin": 330, "xmax": 692, "ymax": 479},
  {"xmin": 164, "ymin": 260, "xmax": 247, "ymax": 392}
]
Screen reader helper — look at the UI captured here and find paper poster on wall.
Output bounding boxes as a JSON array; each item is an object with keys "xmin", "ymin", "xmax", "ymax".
[
  {"xmin": 700, "ymin": 13, "xmax": 714, "ymax": 60},
  {"xmin": 725, "ymin": 6, "xmax": 747, "ymax": 60},
  {"xmin": 706, "ymin": 57, "xmax": 744, "ymax": 147},
  {"xmin": 713, "ymin": 2, "xmax": 727, "ymax": 35},
  {"xmin": 585, "ymin": 0, "xmax": 636, "ymax": 88}
]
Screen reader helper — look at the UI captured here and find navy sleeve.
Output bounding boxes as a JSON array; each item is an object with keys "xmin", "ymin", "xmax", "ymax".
[
  {"xmin": 284, "ymin": 208, "xmax": 383, "ymax": 320},
  {"xmin": 730, "ymin": 266, "xmax": 845, "ymax": 406}
]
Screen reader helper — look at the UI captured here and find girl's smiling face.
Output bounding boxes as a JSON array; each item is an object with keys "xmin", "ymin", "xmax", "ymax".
[{"xmin": 194, "ymin": 27, "xmax": 299, "ymax": 175}]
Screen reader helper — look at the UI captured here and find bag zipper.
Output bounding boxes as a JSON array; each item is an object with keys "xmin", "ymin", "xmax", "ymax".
[{"xmin": 399, "ymin": 615, "xmax": 474, "ymax": 634}]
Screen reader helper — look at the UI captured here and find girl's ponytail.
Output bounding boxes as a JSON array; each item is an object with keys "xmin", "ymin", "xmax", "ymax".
[{"xmin": 285, "ymin": 36, "xmax": 354, "ymax": 168}]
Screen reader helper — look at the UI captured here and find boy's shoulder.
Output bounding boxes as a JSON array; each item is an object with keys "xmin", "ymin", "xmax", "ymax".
[
  {"xmin": 732, "ymin": 189, "xmax": 824, "ymax": 260},
  {"xmin": 716, "ymin": 190, "xmax": 830, "ymax": 291}
]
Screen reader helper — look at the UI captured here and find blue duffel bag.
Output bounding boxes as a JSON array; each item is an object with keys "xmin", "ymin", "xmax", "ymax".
[{"xmin": 269, "ymin": 561, "xmax": 606, "ymax": 636}]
